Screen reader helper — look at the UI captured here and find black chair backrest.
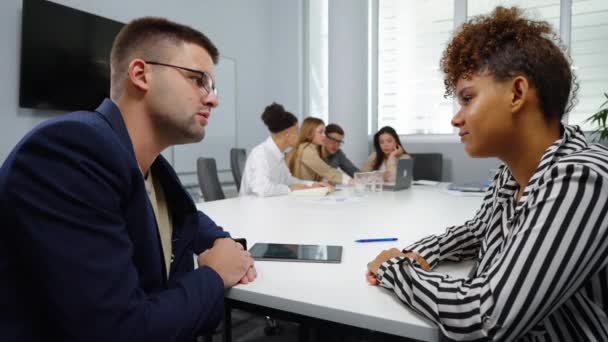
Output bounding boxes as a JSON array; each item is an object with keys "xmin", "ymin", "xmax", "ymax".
[
  {"xmin": 410, "ymin": 153, "xmax": 443, "ymax": 181},
  {"xmin": 197, "ymin": 157, "xmax": 226, "ymax": 201},
  {"xmin": 230, "ymin": 148, "xmax": 247, "ymax": 191}
]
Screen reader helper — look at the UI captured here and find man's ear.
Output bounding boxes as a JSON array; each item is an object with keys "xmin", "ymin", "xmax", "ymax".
[
  {"xmin": 127, "ymin": 59, "xmax": 150, "ymax": 92},
  {"xmin": 510, "ymin": 75, "xmax": 530, "ymax": 114}
]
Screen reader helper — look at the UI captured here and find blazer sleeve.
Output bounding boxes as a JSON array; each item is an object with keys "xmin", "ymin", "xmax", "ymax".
[
  {"xmin": 5, "ymin": 121, "xmax": 225, "ymax": 342},
  {"xmin": 194, "ymin": 211, "xmax": 231, "ymax": 253},
  {"xmin": 337, "ymin": 151, "xmax": 360, "ymax": 178},
  {"xmin": 300, "ymin": 145, "xmax": 347, "ymax": 184}
]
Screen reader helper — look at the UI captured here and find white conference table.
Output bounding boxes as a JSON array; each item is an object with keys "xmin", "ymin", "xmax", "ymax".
[{"xmin": 196, "ymin": 185, "xmax": 483, "ymax": 341}]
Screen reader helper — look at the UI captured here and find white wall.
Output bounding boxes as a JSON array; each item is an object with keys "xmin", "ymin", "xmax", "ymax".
[{"xmin": 0, "ymin": 0, "xmax": 304, "ymax": 189}]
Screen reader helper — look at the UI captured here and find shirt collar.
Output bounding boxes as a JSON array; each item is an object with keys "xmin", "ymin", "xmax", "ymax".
[
  {"xmin": 496, "ymin": 125, "xmax": 588, "ymax": 204},
  {"xmin": 264, "ymin": 136, "xmax": 285, "ymax": 162}
]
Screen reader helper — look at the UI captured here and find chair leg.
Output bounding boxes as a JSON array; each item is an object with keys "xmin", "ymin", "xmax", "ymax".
[
  {"xmin": 222, "ymin": 302, "xmax": 232, "ymax": 342},
  {"xmin": 264, "ymin": 316, "xmax": 281, "ymax": 336}
]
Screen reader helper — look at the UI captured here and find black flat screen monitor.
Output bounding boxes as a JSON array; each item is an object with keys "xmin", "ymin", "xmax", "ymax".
[{"xmin": 19, "ymin": 0, "xmax": 124, "ymax": 111}]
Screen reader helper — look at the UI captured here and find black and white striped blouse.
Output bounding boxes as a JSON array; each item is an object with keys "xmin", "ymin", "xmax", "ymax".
[{"xmin": 377, "ymin": 125, "xmax": 608, "ymax": 341}]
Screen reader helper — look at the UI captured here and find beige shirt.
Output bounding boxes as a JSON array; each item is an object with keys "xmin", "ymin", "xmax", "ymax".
[
  {"xmin": 361, "ymin": 152, "xmax": 410, "ymax": 182},
  {"xmin": 144, "ymin": 170, "xmax": 173, "ymax": 277},
  {"xmin": 287, "ymin": 143, "xmax": 349, "ymax": 184}
]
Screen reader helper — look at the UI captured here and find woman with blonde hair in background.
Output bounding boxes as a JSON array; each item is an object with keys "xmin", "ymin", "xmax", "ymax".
[{"xmin": 286, "ymin": 117, "xmax": 352, "ymax": 185}]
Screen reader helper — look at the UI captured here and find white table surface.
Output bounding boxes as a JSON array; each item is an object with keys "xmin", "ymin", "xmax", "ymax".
[{"xmin": 196, "ymin": 185, "xmax": 483, "ymax": 341}]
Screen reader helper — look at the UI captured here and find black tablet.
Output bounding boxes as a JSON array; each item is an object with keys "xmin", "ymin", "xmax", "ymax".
[{"xmin": 249, "ymin": 243, "xmax": 342, "ymax": 263}]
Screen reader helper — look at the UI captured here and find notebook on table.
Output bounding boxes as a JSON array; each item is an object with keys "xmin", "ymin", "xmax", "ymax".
[{"xmin": 288, "ymin": 186, "xmax": 331, "ymax": 197}]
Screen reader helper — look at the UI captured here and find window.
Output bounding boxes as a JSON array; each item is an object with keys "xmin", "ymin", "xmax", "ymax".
[
  {"xmin": 377, "ymin": 0, "xmax": 454, "ymax": 135},
  {"xmin": 569, "ymin": 0, "xmax": 608, "ymax": 130},
  {"xmin": 375, "ymin": 0, "xmax": 608, "ymax": 135},
  {"xmin": 306, "ymin": 0, "xmax": 329, "ymax": 123},
  {"xmin": 468, "ymin": 0, "xmax": 560, "ymax": 30}
]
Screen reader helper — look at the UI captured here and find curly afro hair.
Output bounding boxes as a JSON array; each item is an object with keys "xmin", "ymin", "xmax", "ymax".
[{"xmin": 440, "ymin": 6, "xmax": 577, "ymax": 122}]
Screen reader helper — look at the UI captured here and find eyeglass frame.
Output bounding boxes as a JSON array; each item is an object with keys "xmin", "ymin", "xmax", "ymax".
[
  {"xmin": 325, "ymin": 135, "xmax": 345, "ymax": 146},
  {"xmin": 144, "ymin": 60, "xmax": 217, "ymax": 95}
]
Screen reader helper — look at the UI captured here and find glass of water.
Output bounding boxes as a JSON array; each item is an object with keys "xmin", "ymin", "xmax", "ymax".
[
  {"xmin": 354, "ymin": 171, "xmax": 377, "ymax": 194},
  {"xmin": 372, "ymin": 171, "xmax": 384, "ymax": 192}
]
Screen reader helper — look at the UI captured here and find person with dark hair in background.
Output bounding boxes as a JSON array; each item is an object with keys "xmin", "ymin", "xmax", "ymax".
[
  {"xmin": 366, "ymin": 7, "xmax": 608, "ymax": 341},
  {"xmin": 0, "ymin": 17, "xmax": 256, "ymax": 342},
  {"xmin": 240, "ymin": 102, "xmax": 330, "ymax": 197},
  {"xmin": 361, "ymin": 125, "xmax": 410, "ymax": 182},
  {"xmin": 321, "ymin": 123, "xmax": 359, "ymax": 178}
]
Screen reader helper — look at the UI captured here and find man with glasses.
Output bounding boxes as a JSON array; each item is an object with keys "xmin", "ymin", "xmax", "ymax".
[
  {"xmin": 322, "ymin": 123, "xmax": 360, "ymax": 177},
  {"xmin": 0, "ymin": 17, "xmax": 255, "ymax": 341}
]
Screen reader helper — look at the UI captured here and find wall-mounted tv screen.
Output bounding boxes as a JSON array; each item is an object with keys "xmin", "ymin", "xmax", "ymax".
[{"xmin": 19, "ymin": 0, "xmax": 124, "ymax": 111}]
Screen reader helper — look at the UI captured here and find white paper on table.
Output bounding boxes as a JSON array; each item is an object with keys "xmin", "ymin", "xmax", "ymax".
[{"xmin": 287, "ymin": 187, "xmax": 330, "ymax": 197}]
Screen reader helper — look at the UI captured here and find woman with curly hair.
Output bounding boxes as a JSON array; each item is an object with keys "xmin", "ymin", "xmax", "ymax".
[{"xmin": 367, "ymin": 7, "xmax": 608, "ymax": 341}]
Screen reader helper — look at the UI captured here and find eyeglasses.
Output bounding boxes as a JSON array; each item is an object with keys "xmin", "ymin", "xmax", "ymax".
[
  {"xmin": 144, "ymin": 61, "xmax": 217, "ymax": 95},
  {"xmin": 326, "ymin": 135, "xmax": 344, "ymax": 146}
]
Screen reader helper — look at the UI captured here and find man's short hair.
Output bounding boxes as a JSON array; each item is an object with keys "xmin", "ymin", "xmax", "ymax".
[
  {"xmin": 110, "ymin": 17, "xmax": 219, "ymax": 100},
  {"xmin": 325, "ymin": 123, "xmax": 345, "ymax": 136}
]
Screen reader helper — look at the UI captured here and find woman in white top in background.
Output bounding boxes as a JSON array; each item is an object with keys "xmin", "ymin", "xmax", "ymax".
[{"xmin": 240, "ymin": 103, "xmax": 329, "ymax": 197}]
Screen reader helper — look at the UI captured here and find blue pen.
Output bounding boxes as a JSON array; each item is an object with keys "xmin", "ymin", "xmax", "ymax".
[{"xmin": 355, "ymin": 237, "xmax": 398, "ymax": 243}]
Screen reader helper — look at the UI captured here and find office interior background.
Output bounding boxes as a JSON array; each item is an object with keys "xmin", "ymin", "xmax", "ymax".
[{"xmin": 1, "ymin": 0, "xmax": 606, "ymax": 198}]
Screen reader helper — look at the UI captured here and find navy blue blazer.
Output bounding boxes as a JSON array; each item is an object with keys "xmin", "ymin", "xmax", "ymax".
[{"xmin": 0, "ymin": 99, "xmax": 230, "ymax": 341}]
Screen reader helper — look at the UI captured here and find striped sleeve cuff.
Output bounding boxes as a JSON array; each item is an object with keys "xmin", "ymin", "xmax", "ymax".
[{"xmin": 402, "ymin": 235, "xmax": 441, "ymax": 268}]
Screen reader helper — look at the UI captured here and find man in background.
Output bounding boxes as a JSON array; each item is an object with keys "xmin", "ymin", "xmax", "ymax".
[{"xmin": 322, "ymin": 123, "xmax": 359, "ymax": 177}]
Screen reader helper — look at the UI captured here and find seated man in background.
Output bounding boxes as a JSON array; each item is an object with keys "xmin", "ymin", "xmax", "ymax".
[
  {"xmin": 0, "ymin": 17, "xmax": 255, "ymax": 342},
  {"xmin": 321, "ymin": 123, "xmax": 360, "ymax": 178}
]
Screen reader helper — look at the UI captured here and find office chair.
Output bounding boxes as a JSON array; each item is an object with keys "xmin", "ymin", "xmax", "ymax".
[
  {"xmin": 197, "ymin": 157, "xmax": 226, "ymax": 201},
  {"xmin": 230, "ymin": 148, "xmax": 247, "ymax": 191},
  {"xmin": 410, "ymin": 153, "xmax": 443, "ymax": 181}
]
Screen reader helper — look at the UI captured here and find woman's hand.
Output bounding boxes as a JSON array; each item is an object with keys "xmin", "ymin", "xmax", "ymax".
[
  {"xmin": 366, "ymin": 248, "xmax": 408, "ymax": 279},
  {"xmin": 312, "ymin": 182, "xmax": 332, "ymax": 188},
  {"xmin": 366, "ymin": 249, "xmax": 431, "ymax": 285},
  {"xmin": 389, "ymin": 145, "xmax": 405, "ymax": 159},
  {"xmin": 288, "ymin": 184, "xmax": 311, "ymax": 191},
  {"xmin": 383, "ymin": 170, "xmax": 391, "ymax": 182}
]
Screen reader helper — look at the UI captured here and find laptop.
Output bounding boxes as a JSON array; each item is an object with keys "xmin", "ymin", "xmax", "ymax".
[{"xmin": 383, "ymin": 158, "xmax": 414, "ymax": 191}]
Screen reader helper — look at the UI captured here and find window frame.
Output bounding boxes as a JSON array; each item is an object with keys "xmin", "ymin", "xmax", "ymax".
[{"xmin": 369, "ymin": 0, "xmax": 597, "ymax": 140}]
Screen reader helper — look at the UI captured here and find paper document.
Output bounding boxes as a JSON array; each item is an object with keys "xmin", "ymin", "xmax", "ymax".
[{"xmin": 288, "ymin": 187, "xmax": 330, "ymax": 197}]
